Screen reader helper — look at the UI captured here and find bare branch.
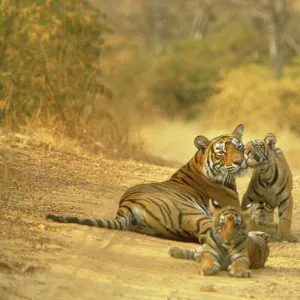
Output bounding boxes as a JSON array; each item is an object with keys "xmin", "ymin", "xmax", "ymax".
[
  {"xmin": 227, "ymin": 0, "xmax": 270, "ymax": 20},
  {"xmin": 284, "ymin": 34, "xmax": 300, "ymax": 54}
]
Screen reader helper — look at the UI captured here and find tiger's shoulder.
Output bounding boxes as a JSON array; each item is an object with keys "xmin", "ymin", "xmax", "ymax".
[
  {"xmin": 274, "ymin": 147, "xmax": 284, "ymax": 156},
  {"xmin": 273, "ymin": 147, "xmax": 292, "ymax": 173}
]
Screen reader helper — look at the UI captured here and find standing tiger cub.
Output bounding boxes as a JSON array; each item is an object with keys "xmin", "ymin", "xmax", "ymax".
[
  {"xmin": 169, "ymin": 206, "xmax": 270, "ymax": 277},
  {"xmin": 241, "ymin": 133, "xmax": 299, "ymax": 242},
  {"xmin": 47, "ymin": 125, "xmax": 247, "ymax": 243}
]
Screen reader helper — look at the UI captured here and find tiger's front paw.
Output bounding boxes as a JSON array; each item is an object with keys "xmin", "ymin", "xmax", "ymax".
[
  {"xmin": 228, "ymin": 265, "xmax": 252, "ymax": 278},
  {"xmin": 199, "ymin": 261, "xmax": 220, "ymax": 276},
  {"xmin": 281, "ymin": 234, "xmax": 300, "ymax": 243},
  {"xmin": 269, "ymin": 231, "xmax": 282, "ymax": 242},
  {"xmin": 255, "ymin": 219, "xmax": 278, "ymax": 230}
]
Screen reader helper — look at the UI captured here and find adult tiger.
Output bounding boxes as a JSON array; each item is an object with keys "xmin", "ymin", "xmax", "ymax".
[
  {"xmin": 241, "ymin": 133, "xmax": 299, "ymax": 242},
  {"xmin": 168, "ymin": 206, "xmax": 270, "ymax": 277},
  {"xmin": 46, "ymin": 125, "xmax": 247, "ymax": 243}
]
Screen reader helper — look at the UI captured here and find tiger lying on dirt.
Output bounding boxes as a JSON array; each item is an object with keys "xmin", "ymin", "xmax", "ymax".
[
  {"xmin": 241, "ymin": 133, "xmax": 299, "ymax": 242},
  {"xmin": 47, "ymin": 125, "xmax": 247, "ymax": 244},
  {"xmin": 168, "ymin": 206, "xmax": 270, "ymax": 278}
]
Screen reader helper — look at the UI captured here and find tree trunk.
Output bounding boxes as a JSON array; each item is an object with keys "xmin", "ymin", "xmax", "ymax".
[
  {"xmin": 191, "ymin": 0, "xmax": 214, "ymax": 40},
  {"xmin": 270, "ymin": 0, "xmax": 284, "ymax": 80}
]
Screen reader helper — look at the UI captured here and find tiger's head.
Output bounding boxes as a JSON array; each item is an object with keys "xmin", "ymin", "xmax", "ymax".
[
  {"xmin": 244, "ymin": 133, "xmax": 276, "ymax": 168},
  {"xmin": 213, "ymin": 206, "xmax": 248, "ymax": 245},
  {"xmin": 194, "ymin": 124, "xmax": 247, "ymax": 188}
]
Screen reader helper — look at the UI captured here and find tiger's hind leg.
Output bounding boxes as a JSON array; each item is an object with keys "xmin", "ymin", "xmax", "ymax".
[
  {"xmin": 252, "ymin": 202, "xmax": 277, "ymax": 230},
  {"xmin": 247, "ymin": 234, "xmax": 270, "ymax": 269},
  {"xmin": 278, "ymin": 195, "xmax": 300, "ymax": 242},
  {"xmin": 247, "ymin": 202, "xmax": 279, "ymax": 241}
]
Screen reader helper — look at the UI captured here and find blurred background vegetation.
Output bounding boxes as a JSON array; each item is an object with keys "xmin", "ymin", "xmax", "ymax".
[{"xmin": 0, "ymin": 0, "xmax": 300, "ymax": 164}]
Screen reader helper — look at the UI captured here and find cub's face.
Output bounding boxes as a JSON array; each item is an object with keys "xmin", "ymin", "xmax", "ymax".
[
  {"xmin": 215, "ymin": 207, "xmax": 248, "ymax": 244},
  {"xmin": 244, "ymin": 134, "xmax": 277, "ymax": 168},
  {"xmin": 244, "ymin": 140, "xmax": 267, "ymax": 168}
]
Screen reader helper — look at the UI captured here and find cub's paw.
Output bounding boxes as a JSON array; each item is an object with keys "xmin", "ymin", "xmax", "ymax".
[
  {"xmin": 229, "ymin": 267, "xmax": 252, "ymax": 278},
  {"xmin": 281, "ymin": 234, "xmax": 300, "ymax": 243},
  {"xmin": 199, "ymin": 261, "xmax": 220, "ymax": 276}
]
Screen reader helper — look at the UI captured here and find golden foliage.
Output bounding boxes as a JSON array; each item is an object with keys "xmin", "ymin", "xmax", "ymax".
[{"xmin": 201, "ymin": 61, "xmax": 300, "ymax": 135}]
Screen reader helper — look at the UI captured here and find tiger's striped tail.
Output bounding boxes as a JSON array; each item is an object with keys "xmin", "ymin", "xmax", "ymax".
[
  {"xmin": 168, "ymin": 245, "xmax": 205, "ymax": 260},
  {"xmin": 46, "ymin": 214, "xmax": 130, "ymax": 230}
]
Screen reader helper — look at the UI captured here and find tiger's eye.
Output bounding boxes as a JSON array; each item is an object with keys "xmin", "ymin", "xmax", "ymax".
[{"xmin": 215, "ymin": 153, "xmax": 224, "ymax": 159}]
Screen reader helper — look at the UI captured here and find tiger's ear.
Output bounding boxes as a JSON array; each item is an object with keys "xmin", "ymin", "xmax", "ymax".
[
  {"xmin": 232, "ymin": 124, "xmax": 244, "ymax": 139},
  {"xmin": 264, "ymin": 133, "xmax": 276, "ymax": 150},
  {"xmin": 194, "ymin": 135, "xmax": 210, "ymax": 153}
]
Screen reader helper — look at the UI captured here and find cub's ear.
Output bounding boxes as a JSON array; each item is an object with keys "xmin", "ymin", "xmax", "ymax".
[
  {"xmin": 232, "ymin": 124, "xmax": 244, "ymax": 139},
  {"xmin": 194, "ymin": 135, "xmax": 210, "ymax": 153},
  {"xmin": 264, "ymin": 133, "xmax": 276, "ymax": 150}
]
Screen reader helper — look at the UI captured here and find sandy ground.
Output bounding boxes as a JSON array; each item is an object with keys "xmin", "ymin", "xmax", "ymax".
[{"xmin": 0, "ymin": 135, "xmax": 300, "ymax": 300}]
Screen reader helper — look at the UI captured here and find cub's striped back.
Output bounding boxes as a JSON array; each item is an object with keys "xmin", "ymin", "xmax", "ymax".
[{"xmin": 47, "ymin": 125, "xmax": 247, "ymax": 244}]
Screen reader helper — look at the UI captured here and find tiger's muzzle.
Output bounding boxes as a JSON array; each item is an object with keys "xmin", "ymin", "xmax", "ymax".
[
  {"xmin": 224, "ymin": 157, "xmax": 247, "ymax": 175},
  {"xmin": 245, "ymin": 150, "xmax": 266, "ymax": 168}
]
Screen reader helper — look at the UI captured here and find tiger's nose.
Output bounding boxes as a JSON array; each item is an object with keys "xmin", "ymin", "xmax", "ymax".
[
  {"xmin": 233, "ymin": 157, "xmax": 244, "ymax": 166},
  {"xmin": 226, "ymin": 215, "xmax": 233, "ymax": 222},
  {"xmin": 244, "ymin": 149, "xmax": 251, "ymax": 156}
]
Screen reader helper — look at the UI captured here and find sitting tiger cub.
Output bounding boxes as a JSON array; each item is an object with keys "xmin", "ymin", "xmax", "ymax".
[
  {"xmin": 168, "ymin": 206, "xmax": 270, "ymax": 278},
  {"xmin": 241, "ymin": 133, "xmax": 299, "ymax": 242}
]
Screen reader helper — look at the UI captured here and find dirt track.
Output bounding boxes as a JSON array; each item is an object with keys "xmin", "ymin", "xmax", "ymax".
[{"xmin": 1, "ymin": 135, "xmax": 300, "ymax": 300}]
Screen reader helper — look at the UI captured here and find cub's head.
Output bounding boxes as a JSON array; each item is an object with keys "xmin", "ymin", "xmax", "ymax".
[
  {"xmin": 213, "ymin": 206, "xmax": 248, "ymax": 245},
  {"xmin": 194, "ymin": 124, "xmax": 247, "ymax": 185},
  {"xmin": 244, "ymin": 133, "xmax": 276, "ymax": 168}
]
